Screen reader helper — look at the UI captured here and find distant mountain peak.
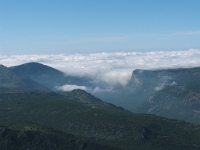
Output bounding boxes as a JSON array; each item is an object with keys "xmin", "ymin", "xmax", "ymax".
[
  {"xmin": 9, "ymin": 62, "xmax": 63, "ymax": 75},
  {"xmin": 14, "ymin": 61, "xmax": 53, "ymax": 68},
  {"xmin": 9, "ymin": 62, "xmax": 94, "ymax": 91},
  {"xmin": 0, "ymin": 64, "xmax": 48, "ymax": 91},
  {"xmin": 21, "ymin": 62, "xmax": 50, "ymax": 68},
  {"xmin": 0, "ymin": 64, "xmax": 8, "ymax": 69},
  {"xmin": 60, "ymin": 89, "xmax": 102, "ymax": 103}
]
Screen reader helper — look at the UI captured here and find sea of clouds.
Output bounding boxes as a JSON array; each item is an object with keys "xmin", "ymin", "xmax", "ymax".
[{"xmin": 1, "ymin": 49, "xmax": 200, "ymax": 87}]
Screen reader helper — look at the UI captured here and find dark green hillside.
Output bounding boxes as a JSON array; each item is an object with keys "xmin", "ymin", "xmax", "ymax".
[
  {"xmin": 1, "ymin": 90, "xmax": 200, "ymax": 149},
  {"xmin": 9, "ymin": 62, "xmax": 94, "ymax": 90},
  {"xmin": 0, "ymin": 65, "xmax": 47, "ymax": 91},
  {"xmin": 0, "ymin": 120, "xmax": 121, "ymax": 150}
]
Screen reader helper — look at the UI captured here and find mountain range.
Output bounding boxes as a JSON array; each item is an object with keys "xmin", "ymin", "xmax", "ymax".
[
  {"xmin": 1, "ymin": 62, "xmax": 200, "ymax": 149},
  {"xmin": 2, "ymin": 62, "xmax": 200, "ymax": 124}
]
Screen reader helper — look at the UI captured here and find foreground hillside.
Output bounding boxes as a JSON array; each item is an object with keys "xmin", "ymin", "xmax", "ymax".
[
  {"xmin": 0, "ymin": 120, "xmax": 120, "ymax": 150},
  {"xmin": 0, "ymin": 90, "xmax": 200, "ymax": 149}
]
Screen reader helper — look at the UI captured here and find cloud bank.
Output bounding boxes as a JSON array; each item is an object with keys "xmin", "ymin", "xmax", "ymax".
[
  {"xmin": 56, "ymin": 84, "xmax": 87, "ymax": 91},
  {"xmin": 1, "ymin": 49, "xmax": 200, "ymax": 86},
  {"xmin": 56, "ymin": 84, "xmax": 113, "ymax": 94}
]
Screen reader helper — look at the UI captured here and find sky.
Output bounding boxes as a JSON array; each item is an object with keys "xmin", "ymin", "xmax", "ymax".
[{"xmin": 0, "ymin": 0, "xmax": 200, "ymax": 55}]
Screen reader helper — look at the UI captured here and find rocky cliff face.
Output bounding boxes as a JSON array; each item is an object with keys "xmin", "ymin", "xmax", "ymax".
[
  {"xmin": 128, "ymin": 67, "xmax": 200, "ymax": 124},
  {"xmin": 93, "ymin": 67, "xmax": 200, "ymax": 124}
]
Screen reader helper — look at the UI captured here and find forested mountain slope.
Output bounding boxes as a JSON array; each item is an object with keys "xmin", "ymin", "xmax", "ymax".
[
  {"xmin": 0, "ymin": 90, "xmax": 200, "ymax": 149},
  {"xmin": 0, "ymin": 120, "xmax": 121, "ymax": 150}
]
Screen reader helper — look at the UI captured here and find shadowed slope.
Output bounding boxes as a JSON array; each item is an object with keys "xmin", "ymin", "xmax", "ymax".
[
  {"xmin": 9, "ymin": 62, "xmax": 94, "ymax": 91},
  {"xmin": 0, "ymin": 64, "xmax": 48, "ymax": 91}
]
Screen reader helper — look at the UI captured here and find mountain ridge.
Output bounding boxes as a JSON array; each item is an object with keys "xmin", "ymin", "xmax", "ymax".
[
  {"xmin": 2, "ymin": 62, "xmax": 200, "ymax": 149},
  {"xmin": 9, "ymin": 62, "xmax": 95, "ymax": 91},
  {"xmin": 0, "ymin": 64, "xmax": 48, "ymax": 91}
]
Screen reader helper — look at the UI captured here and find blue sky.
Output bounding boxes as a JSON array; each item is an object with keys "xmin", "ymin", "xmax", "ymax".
[{"xmin": 0, "ymin": 0, "xmax": 200, "ymax": 55}]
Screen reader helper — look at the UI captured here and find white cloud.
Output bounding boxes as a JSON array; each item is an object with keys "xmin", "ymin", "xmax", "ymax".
[
  {"xmin": 55, "ymin": 84, "xmax": 112, "ymax": 93},
  {"xmin": 1, "ymin": 49, "xmax": 200, "ymax": 86},
  {"xmin": 154, "ymin": 84, "xmax": 165, "ymax": 91},
  {"xmin": 56, "ymin": 84, "xmax": 87, "ymax": 91},
  {"xmin": 92, "ymin": 87, "xmax": 113, "ymax": 93},
  {"xmin": 154, "ymin": 77, "xmax": 178, "ymax": 91},
  {"xmin": 171, "ymin": 81, "xmax": 177, "ymax": 86}
]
